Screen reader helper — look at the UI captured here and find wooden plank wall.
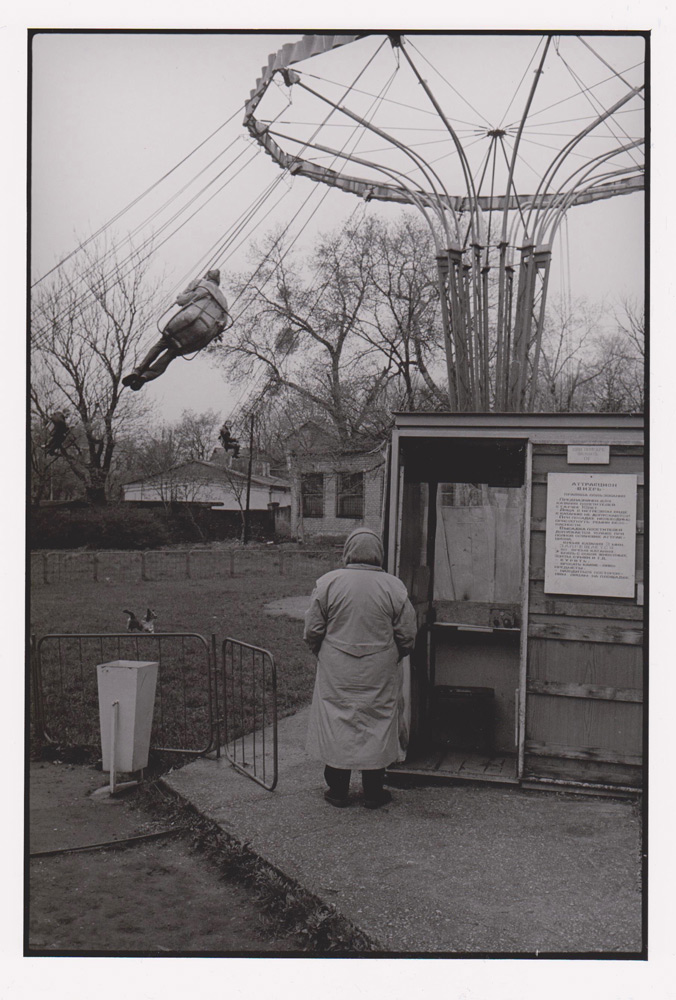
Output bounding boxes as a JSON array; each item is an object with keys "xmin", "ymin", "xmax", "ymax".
[
  {"xmin": 524, "ymin": 444, "xmax": 644, "ymax": 788},
  {"xmin": 434, "ymin": 504, "xmax": 523, "ymax": 602}
]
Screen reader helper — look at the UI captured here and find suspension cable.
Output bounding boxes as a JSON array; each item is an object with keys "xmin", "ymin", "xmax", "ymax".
[
  {"xmin": 497, "ymin": 36, "xmax": 546, "ymax": 130},
  {"xmin": 554, "ymin": 43, "xmax": 643, "ymax": 171},
  {"xmin": 31, "ymin": 104, "xmax": 244, "ymax": 287},
  {"xmin": 576, "ymin": 35, "xmax": 645, "ymax": 97},
  {"xmin": 405, "ymin": 37, "xmax": 493, "ymax": 128},
  {"xmin": 504, "ymin": 60, "xmax": 644, "ymax": 129}
]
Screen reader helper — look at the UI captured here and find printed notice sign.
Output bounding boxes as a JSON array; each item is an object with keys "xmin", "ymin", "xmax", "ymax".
[
  {"xmin": 544, "ymin": 473, "xmax": 637, "ymax": 597},
  {"xmin": 567, "ymin": 445, "xmax": 610, "ymax": 464}
]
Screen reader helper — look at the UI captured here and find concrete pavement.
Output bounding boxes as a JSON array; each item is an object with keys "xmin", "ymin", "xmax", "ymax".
[{"xmin": 162, "ymin": 707, "xmax": 643, "ymax": 955}]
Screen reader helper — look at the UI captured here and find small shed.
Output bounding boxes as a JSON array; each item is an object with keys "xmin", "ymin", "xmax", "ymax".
[
  {"xmin": 384, "ymin": 412, "xmax": 644, "ymax": 794},
  {"xmin": 121, "ymin": 460, "xmax": 291, "ymax": 512}
]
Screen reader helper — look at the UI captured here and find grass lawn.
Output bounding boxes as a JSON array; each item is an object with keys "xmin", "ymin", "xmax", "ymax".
[{"xmin": 30, "ymin": 571, "xmax": 320, "ymax": 754}]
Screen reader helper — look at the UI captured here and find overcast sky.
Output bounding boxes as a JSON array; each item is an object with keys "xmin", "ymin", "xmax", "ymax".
[{"xmin": 30, "ymin": 30, "xmax": 645, "ymax": 422}]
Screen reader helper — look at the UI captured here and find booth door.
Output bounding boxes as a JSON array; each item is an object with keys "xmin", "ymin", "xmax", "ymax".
[{"xmin": 393, "ymin": 438, "xmax": 528, "ymax": 777}]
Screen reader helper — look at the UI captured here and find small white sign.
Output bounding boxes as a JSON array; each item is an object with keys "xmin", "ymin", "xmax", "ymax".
[
  {"xmin": 567, "ymin": 445, "xmax": 610, "ymax": 464},
  {"xmin": 544, "ymin": 473, "xmax": 637, "ymax": 598}
]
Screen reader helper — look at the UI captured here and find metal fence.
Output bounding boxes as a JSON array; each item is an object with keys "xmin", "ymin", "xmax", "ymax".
[
  {"xmin": 31, "ymin": 630, "xmax": 281, "ymax": 792},
  {"xmin": 31, "ymin": 548, "xmax": 340, "ymax": 585},
  {"xmin": 220, "ymin": 638, "xmax": 278, "ymax": 791},
  {"xmin": 32, "ymin": 632, "xmax": 215, "ymax": 756}
]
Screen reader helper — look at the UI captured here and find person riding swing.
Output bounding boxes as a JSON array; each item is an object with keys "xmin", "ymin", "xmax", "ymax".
[
  {"xmin": 122, "ymin": 269, "xmax": 230, "ymax": 391},
  {"xmin": 44, "ymin": 411, "xmax": 70, "ymax": 456}
]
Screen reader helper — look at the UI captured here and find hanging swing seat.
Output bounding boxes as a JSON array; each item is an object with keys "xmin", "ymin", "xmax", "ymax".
[{"xmin": 161, "ymin": 298, "xmax": 227, "ymax": 354}]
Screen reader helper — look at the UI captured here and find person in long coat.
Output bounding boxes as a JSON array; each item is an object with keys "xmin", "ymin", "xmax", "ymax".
[
  {"xmin": 304, "ymin": 528, "xmax": 417, "ymax": 809},
  {"xmin": 122, "ymin": 269, "xmax": 230, "ymax": 390}
]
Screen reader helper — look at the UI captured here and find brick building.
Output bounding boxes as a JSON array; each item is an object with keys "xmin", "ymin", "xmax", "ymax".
[{"xmin": 287, "ymin": 446, "xmax": 386, "ymax": 542}]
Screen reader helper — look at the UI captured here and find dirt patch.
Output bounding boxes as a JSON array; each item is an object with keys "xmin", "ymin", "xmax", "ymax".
[
  {"xmin": 263, "ymin": 595, "xmax": 311, "ymax": 620},
  {"xmin": 28, "ymin": 763, "xmax": 303, "ymax": 954}
]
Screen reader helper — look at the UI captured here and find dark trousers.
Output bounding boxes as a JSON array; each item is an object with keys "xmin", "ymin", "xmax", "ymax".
[
  {"xmin": 133, "ymin": 340, "xmax": 179, "ymax": 383},
  {"xmin": 324, "ymin": 764, "xmax": 386, "ymax": 800}
]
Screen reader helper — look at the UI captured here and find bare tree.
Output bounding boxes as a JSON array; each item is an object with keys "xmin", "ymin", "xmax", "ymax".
[
  {"xmin": 31, "ymin": 238, "xmax": 163, "ymax": 503},
  {"xmin": 531, "ymin": 296, "xmax": 645, "ymax": 413},
  {"xmin": 173, "ymin": 408, "xmax": 223, "ymax": 461},
  {"xmin": 346, "ymin": 216, "xmax": 448, "ymax": 408},
  {"xmin": 222, "ymin": 225, "xmax": 410, "ymax": 446},
  {"xmin": 602, "ymin": 297, "xmax": 645, "ymax": 411},
  {"xmin": 531, "ymin": 297, "xmax": 606, "ymax": 412},
  {"xmin": 585, "ymin": 300, "xmax": 645, "ymax": 412},
  {"xmin": 614, "ymin": 297, "xmax": 645, "ymax": 363}
]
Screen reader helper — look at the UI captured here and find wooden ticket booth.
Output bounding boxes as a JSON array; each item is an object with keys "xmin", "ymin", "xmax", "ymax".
[{"xmin": 385, "ymin": 413, "xmax": 644, "ymax": 794}]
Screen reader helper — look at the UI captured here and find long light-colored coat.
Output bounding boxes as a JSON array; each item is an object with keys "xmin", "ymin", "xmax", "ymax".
[
  {"xmin": 164, "ymin": 277, "xmax": 230, "ymax": 352},
  {"xmin": 304, "ymin": 533, "xmax": 417, "ymax": 770}
]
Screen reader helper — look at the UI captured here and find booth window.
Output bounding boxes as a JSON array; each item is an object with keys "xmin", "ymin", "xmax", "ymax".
[
  {"xmin": 301, "ymin": 473, "xmax": 324, "ymax": 518},
  {"xmin": 435, "ymin": 481, "xmax": 525, "ymax": 603},
  {"xmin": 440, "ymin": 483, "xmax": 483, "ymax": 507},
  {"xmin": 336, "ymin": 472, "xmax": 364, "ymax": 519}
]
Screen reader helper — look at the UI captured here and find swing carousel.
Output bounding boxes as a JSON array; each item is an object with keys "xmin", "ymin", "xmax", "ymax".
[{"xmin": 242, "ymin": 32, "xmax": 644, "ymax": 411}]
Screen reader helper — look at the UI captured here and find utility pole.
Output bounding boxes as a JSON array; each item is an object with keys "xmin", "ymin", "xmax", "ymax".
[{"xmin": 243, "ymin": 413, "xmax": 255, "ymax": 544}]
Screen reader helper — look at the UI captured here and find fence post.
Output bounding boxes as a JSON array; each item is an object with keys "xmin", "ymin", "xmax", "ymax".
[
  {"xmin": 279, "ymin": 549, "xmax": 285, "ymax": 576},
  {"xmin": 186, "ymin": 550, "xmax": 192, "ymax": 580},
  {"xmin": 229, "ymin": 550, "xmax": 235, "ymax": 577},
  {"xmin": 43, "ymin": 553, "xmax": 48, "ymax": 585},
  {"xmin": 92, "ymin": 552, "xmax": 99, "ymax": 582},
  {"xmin": 141, "ymin": 551, "xmax": 148, "ymax": 582},
  {"xmin": 30, "ymin": 634, "xmax": 46, "ymax": 741},
  {"xmin": 211, "ymin": 633, "xmax": 221, "ymax": 758}
]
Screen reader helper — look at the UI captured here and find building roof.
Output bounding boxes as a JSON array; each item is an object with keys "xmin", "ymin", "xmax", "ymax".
[
  {"xmin": 121, "ymin": 460, "xmax": 290, "ymax": 490},
  {"xmin": 393, "ymin": 411, "xmax": 644, "ymax": 426}
]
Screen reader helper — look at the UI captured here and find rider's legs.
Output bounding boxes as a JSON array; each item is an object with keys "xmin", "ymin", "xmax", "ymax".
[
  {"xmin": 131, "ymin": 338, "xmax": 170, "ymax": 376},
  {"xmin": 138, "ymin": 349, "xmax": 179, "ymax": 383},
  {"xmin": 123, "ymin": 335, "xmax": 178, "ymax": 389}
]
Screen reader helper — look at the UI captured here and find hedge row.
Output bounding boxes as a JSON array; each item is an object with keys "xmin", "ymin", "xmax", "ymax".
[{"xmin": 29, "ymin": 503, "xmax": 276, "ymax": 550}]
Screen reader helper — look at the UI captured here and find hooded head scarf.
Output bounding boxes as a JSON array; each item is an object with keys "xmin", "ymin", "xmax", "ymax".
[
  {"xmin": 342, "ymin": 528, "xmax": 384, "ymax": 568},
  {"xmin": 205, "ymin": 269, "xmax": 221, "ymax": 284}
]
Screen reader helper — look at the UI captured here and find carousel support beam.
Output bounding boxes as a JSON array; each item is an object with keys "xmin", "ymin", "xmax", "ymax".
[
  {"xmin": 447, "ymin": 248, "xmax": 469, "ymax": 410},
  {"xmin": 527, "ymin": 249, "xmax": 553, "ymax": 411},
  {"xmin": 481, "ymin": 264, "xmax": 491, "ymax": 409},
  {"xmin": 436, "ymin": 255, "xmax": 457, "ymax": 410},
  {"xmin": 494, "ymin": 242, "xmax": 509, "ymax": 410},
  {"xmin": 508, "ymin": 247, "xmax": 534, "ymax": 410},
  {"xmin": 511, "ymin": 247, "xmax": 539, "ymax": 409}
]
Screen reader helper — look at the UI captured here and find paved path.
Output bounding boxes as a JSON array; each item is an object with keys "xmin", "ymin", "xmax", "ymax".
[{"xmin": 163, "ymin": 707, "xmax": 643, "ymax": 955}]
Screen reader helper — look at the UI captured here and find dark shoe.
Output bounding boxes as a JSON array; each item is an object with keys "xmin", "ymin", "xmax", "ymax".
[
  {"xmin": 324, "ymin": 790, "xmax": 350, "ymax": 808},
  {"xmin": 363, "ymin": 790, "xmax": 392, "ymax": 810},
  {"xmin": 122, "ymin": 373, "xmax": 145, "ymax": 390}
]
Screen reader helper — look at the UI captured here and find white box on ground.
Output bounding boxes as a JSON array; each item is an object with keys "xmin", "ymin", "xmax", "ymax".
[{"xmin": 97, "ymin": 660, "xmax": 158, "ymax": 773}]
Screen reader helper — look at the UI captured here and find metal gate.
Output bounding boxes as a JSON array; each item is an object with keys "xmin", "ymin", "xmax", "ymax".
[
  {"xmin": 221, "ymin": 638, "xmax": 278, "ymax": 790},
  {"xmin": 32, "ymin": 633, "xmax": 216, "ymax": 755}
]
